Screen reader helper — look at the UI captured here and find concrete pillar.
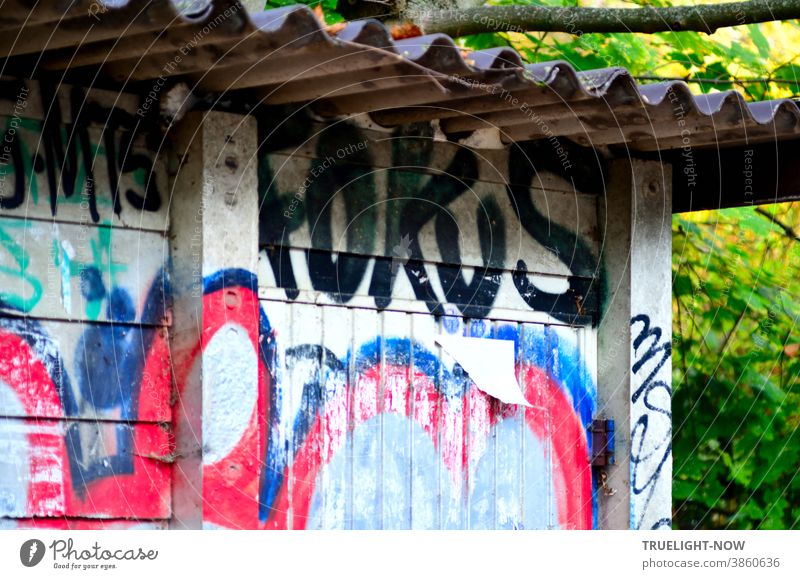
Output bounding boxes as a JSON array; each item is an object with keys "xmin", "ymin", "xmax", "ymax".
[
  {"xmin": 597, "ymin": 158, "xmax": 673, "ymax": 530},
  {"xmin": 168, "ymin": 111, "xmax": 260, "ymax": 529}
]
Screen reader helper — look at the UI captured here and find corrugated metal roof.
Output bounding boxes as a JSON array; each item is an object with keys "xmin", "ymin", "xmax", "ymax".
[{"xmin": 2, "ymin": 1, "xmax": 799, "ymax": 151}]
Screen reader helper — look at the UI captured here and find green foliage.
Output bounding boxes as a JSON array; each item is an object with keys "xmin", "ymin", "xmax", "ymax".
[
  {"xmin": 269, "ymin": 0, "xmax": 799, "ymax": 100},
  {"xmin": 479, "ymin": 1, "xmax": 800, "ymax": 100},
  {"xmin": 265, "ymin": 0, "xmax": 344, "ymax": 22},
  {"xmin": 673, "ymin": 205, "xmax": 800, "ymax": 529}
]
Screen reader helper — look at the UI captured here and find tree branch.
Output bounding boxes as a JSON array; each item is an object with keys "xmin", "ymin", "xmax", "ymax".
[
  {"xmin": 411, "ymin": 1, "xmax": 800, "ymax": 37},
  {"xmin": 718, "ymin": 307, "xmax": 747, "ymax": 358},
  {"xmin": 673, "ymin": 283, "xmax": 690, "ymax": 385},
  {"xmin": 755, "ymin": 206, "xmax": 800, "ymax": 242},
  {"xmin": 635, "ymin": 76, "xmax": 800, "ymax": 85}
]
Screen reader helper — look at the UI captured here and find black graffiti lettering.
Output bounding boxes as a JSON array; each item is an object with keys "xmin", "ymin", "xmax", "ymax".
[
  {"xmin": 82, "ymin": 88, "xmax": 162, "ymax": 217},
  {"xmin": 258, "ymin": 121, "xmax": 599, "ymax": 323},
  {"xmin": 631, "ymin": 313, "xmax": 672, "ymax": 403},
  {"xmin": 102, "ymin": 117, "xmax": 122, "ymax": 216},
  {"xmin": 392, "ymin": 147, "xmax": 480, "ymax": 314},
  {"xmin": 305, "ymin": 127, "xmax": 375, "ymax": 301},
  {"xmin": 39, "ymin": 83, "xmax": 85, "ymax": 218},
  {"xmin": 512, "ymin": 260, "xmax": 596, "ymax": 323},
  {"xmin": 89, "ymin": 92, "xmax": 160, "ymax": 216},
  {"xmin": 506, "ymin": 142, "xmax": 598, "ymax": 325},
  {"xmin": 122, "ymin": 152, "xmax": 161, "ymax": 212},
  {"xmin": 263, "ymin": 246, "xmax": 300, "ymax": 301},
  {"xmin": 630, "ymin": 314, "xmax": 672, "ymax": 529},
  {"xmin": 0, "ymin": 124, "xmax": 25, "ymax": 210},
  {"xmin": 67, "ymin": 85, "xmax": 100, "ymax": 223},
  {"xmin": 0, "ymin": 84, "xmax": 161, "ymax": 222},
  {"xmin": 434, "ymin": 198, "xmax": 504, "ymax": 318},
  {"xmin": 368, "ymin": 257, "xmax": 396, "ymax": 310}
]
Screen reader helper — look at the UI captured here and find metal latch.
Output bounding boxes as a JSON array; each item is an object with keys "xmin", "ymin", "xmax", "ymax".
[{"xmin": 590, "ymin": 419, "xmax": 615, "ymax": 467}]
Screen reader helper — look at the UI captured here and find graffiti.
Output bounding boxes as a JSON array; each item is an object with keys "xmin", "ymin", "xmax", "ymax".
[
  {"xmin": 0, "ymin": 270, "xmax": 171, "ymax": 519},
  {"xmin": 64, "ymin": 269, "xmax": 170, "ymax": 491},
  {"xmin": 0, "ymin": 220, "xmax": 43, "ymax": 312},
  {"xmin": 0, "ymin": 98, "xmax": 604, "ymax": 529},
  {"xmin": 0, "ymin": 217, "xmax": 167, "ymax": 322},
  {"xmin": 0, "ymin": 82, "xmax": 169, "ymax": 322},
  {"xmin": 0, "ymin": 82, "xmax": 171, "ymax": 524},
  {"xmin": 282, "ymin": 138, "xmax": 369, "ymax": 220},
  {"xmin": 186, "ymin": 268, "xmax": 596, "ymax": 529},
  {"xmin": 54, "ymin": 225, "xmax": 125, "ymax": 320},
  {"xmin": 630, "ymin": 314, "xmax": 672, "ymax": 530},
  {"xmin": 259, "ymin": 324, "xmax": 595, "ymax": 530},
  {"xmin": 0, "ymin": 81, "xmax": 161, "ymax": 222},
  {"xmin": 170, "ymin": 268, "xmax": 268, "ymax": 529},
  {"xmin": 0, "ymin": 417, "xmax": 170, "ymax": 519},
  {"xmin": 245, "ymin": 122, "xmax": 602, "ymax": 529},
  {"xmin": 259, "ymin": 124, "xmax": 599, "ymax": 325}
]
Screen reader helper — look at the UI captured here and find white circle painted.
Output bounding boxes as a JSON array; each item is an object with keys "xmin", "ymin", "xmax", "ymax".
[{"xmin": 202, "ymin": 323, "xmax": 258, "ymax": 465}]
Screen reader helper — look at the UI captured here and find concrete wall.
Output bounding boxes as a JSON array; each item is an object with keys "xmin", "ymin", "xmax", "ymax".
[
  {"xmin": 0, "ymin": 81, "xmax": 170, "ymax": 529},
  {"xmin": 0, "ymin": 89, "xmax": 672, "ymax": 529},
  {"xmin": 597, "ymin": 160, "xmax": 673, "ymax": 530},
  {"xmin": 249, "ymin": 120, "xmax": 601, "ymax": 529}
]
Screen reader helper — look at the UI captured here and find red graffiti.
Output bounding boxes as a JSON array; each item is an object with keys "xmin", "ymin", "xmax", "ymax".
[
  {"xmin": 0, "ymin": 319, "xmax": 171, "ymax": 520},
  {"xmin": 173, "ymin": 277, "xmax": 267, "ymax": 529},
  {"xmin": 263, "ymin": 362, "xmax": 591, "ymax": 529}
]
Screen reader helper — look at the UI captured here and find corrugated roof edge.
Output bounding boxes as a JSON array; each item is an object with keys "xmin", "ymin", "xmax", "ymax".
[{"xmin": 1, "ymin": 1, "xmax": 798, "ymax": 150}]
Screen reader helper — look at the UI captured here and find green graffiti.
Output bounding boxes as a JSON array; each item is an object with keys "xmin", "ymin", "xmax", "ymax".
[
  {"xmin": 0, "ymin": 221, "xmax": 43, "ymax": 312},
  {"xmin": 52, "ymin": 223, "xmax": 127, "ymax": 320}
]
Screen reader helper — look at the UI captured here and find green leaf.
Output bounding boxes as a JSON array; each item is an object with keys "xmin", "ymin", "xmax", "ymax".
[
  {"xmin": 674, "ymin": 274, "xmax": 693, "ymax": 297},
  {"xmin": 747, "ymin": 24, "xmax": 771, "ymax": 60}
]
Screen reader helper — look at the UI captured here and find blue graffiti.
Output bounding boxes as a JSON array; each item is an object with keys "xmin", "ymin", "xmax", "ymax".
[
  {"xmin": 257, "ymin": 325, "xmax": 596, "ymax": 523},
  {"xmin": 64, "ymin": 268, "xmax": 170, "ymax": 492},
  {"xmin": 198, "ymin": 269, "xmax": 597, "ymax": 526},
  {"xmin": 0, "ymin": 266, "xmax": 170, "ymax": 494}
]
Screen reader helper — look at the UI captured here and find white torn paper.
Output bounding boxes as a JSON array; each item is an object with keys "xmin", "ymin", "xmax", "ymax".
[{"xmin": 435, "ymin": 335, "xmax": 531, "ymax": 407}]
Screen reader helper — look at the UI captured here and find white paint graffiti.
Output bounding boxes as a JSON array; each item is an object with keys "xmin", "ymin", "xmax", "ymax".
[{"xmin": 202, "ymin": 323, "xmax": 259, "ymax": 465}]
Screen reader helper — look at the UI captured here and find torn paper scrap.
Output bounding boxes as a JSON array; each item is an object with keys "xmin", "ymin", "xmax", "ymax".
[{"xmin": 435, "ymin": 335, "xmax": 531, "ymax": 407}]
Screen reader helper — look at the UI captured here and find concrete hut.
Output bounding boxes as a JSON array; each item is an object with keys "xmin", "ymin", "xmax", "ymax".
[{"xmin": 0, "ymin": 2, "xmax": 798, "ymax": 531}]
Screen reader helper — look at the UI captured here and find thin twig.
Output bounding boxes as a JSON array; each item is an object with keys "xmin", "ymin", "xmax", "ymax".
[
  {"xmin": 755, "ymin": 207, "xmax": 800, "ymax": 242},
  {"xmin": 635, "ymin": 76, "xmax": 800, "ymax": 85}
]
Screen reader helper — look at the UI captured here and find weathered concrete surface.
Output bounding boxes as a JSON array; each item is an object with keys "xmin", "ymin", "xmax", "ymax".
[
  {"xmin": 0, "ymin": 83, "xmax": 172, "ymax": 527},
  {"xmin": 598, "ymin": 158, "xmax": 672, "ymax": 530},
  {"xmin": 168, "ymin": 111, "xmax": 260, "ymax": 529}
]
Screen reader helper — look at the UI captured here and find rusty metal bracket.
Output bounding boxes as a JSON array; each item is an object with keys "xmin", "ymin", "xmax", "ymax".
[{"xmin": 590, "ymin": 419, "xmax": 615, "ymax": 467}]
